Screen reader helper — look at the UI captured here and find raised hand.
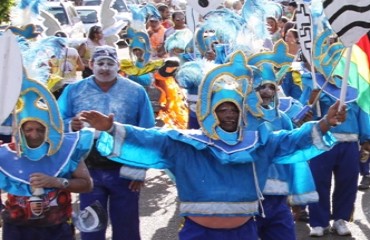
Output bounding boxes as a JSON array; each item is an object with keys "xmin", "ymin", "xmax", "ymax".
[{"xmin": 79, "ymin": 110, "xmax": 114, "ymax": 131}]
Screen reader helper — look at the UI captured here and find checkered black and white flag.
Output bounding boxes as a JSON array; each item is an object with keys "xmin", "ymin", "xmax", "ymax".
[{"xmin": 324, "ymin": 0, "xmax": 370, "ymax": 47}]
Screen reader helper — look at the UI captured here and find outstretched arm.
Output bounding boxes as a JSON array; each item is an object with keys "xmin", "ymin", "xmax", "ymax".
[{"xmin": 80, "ymin": 111, "xmax": 115, "ymax": 132}]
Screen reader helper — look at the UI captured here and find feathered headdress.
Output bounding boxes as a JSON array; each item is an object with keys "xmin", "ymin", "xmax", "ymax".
[
  {"xmin": 310, "ymin": 0, "xmax": 357, "ymax": 102},
  {"xmin": 164, "ymin": 29, "xmax": 194, "ymax": 54},
  {"xmin": 8, "ymin": 0, "xmax": 47, "ymax": 39},
  {"xmin": 0, "ymin": 31, "xmax": 64, "ymax": 161},
  {"xmin": 10, "ymin": 0, "xmax": 47, "ymax": 27},
  {"xmin": 176, "ymin": 59, "xmax": 216, "ymax": 95},
  {"xmin": 196, "ymin": 8, "xmax": 244, "ymax": 56},
  {"xmin": 125, "ymin": 3, "xmax": 162, "ymax": 63},
  {"xmin": 241, "ymin": 0, "xmax": 282, "ymax": 43}
]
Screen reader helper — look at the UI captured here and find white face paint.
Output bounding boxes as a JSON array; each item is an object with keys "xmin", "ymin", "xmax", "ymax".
[{"xmin": 92, "ymin": 58, "xmax": 119, "ymax": 83}]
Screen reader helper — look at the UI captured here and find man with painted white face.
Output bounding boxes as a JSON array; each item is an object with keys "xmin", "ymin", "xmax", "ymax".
[{"xmin": 58, "ymin": 45, "xmax": 155, "ymax": 240}]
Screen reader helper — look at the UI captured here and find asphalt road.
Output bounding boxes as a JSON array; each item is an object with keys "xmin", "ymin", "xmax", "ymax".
[
  {"xmin": 70, "ymin": 169, "xmax": 370, "ymax": 240},
  {"xmin": 1, "ymin": 169, "xmax": 368, "ymax": 239}
]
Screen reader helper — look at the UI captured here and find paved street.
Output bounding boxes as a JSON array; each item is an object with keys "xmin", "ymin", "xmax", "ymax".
[{"xmin": 70, "ymin": 169, "xmax": 370, "ymax": 240}]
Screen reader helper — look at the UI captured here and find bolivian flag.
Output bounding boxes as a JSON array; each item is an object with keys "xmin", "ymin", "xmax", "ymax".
[{"xmin": 334, "ymin": 33, "xmax": 370, "ymax": 113}]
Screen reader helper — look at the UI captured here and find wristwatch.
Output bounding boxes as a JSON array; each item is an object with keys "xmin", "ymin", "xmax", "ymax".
[{"xmin": 58, "ymin": 178, "xmax": 70, "ymax": 189}]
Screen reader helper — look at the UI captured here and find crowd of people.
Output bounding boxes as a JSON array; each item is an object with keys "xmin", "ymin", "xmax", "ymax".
[{"xmin": 0, "ymin": 0, "xmax": 369, "ymax": 240}]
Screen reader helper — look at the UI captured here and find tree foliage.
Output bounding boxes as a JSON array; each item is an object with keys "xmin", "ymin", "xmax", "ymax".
[{"xmin": 0, "ymin": 0, "xmax": 15, "ymax": 24}]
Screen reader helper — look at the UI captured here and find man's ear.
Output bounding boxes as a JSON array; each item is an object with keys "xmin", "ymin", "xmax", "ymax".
[{"xmin": 88, "ymin": 60, "xmax": 94, "ymax": 69}]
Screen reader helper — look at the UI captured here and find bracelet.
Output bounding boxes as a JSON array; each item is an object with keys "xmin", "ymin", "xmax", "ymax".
[{"xmin": 322, "ymin": 115, "xmax": 332, "ymax": 128}]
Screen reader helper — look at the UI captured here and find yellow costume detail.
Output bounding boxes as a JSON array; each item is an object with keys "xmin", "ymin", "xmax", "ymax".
[
  {"xmin": 120, "ymin": 59, "xmax": 164, "ymax": 75},
  {"xmin": 154, "ymin": 71, "xmax": 188, "ymax": 129}
]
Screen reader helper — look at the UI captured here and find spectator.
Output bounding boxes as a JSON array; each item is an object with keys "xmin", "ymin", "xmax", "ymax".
[
  {"xmin": 78, "ymin": 25, "xmax": 106, "ymax": 78},
  {"xmin": 52, "ymin": 31, "xmax": 85, "ymax": 99},
  {"xmin": 286, "ymin": 1, "xmax": 297, "ymax": 20},
  {"xmin": 157, "ymin": 3, "xmax": 173, "ymax": 29},
  {"xmin": 267, "ymin": 16, "xmax": 282, "ymax": 43},
  {"xmin": 285, "ymin": 28, "xmax": 300, "ymax": 56},
  {"xmin": 147, "ymin": 16, "xmax": 167, "ymax": 59},
  {"xmin": 58, "ymin": 45, "xmax": 155, "ymax": 240},
  {"xmin": 224, "ymin": 0, "xmax": 233, "ymax": 9},
  {"xmin": 278, "ymin": 16, "xmax": 289, "ymax": 39},
  {"xmin": 232, "ymin": 0, "xmax": 243, "ymax": 14},
  {"xmin": 164, "ymin": 11, "xmax": 190, "ymax": 40}
]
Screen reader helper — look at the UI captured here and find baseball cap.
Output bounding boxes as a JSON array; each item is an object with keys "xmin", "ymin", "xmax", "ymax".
[{"xmin": 92, "ymin": 46, "xmax": 119, "ymax": 63}]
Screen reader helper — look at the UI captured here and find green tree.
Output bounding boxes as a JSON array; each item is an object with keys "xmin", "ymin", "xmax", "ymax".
[{"xmin": 0, "ymin": 0, "xmax": 15, "ymax": 24}]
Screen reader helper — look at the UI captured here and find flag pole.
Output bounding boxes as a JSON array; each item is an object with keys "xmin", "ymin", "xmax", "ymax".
[
  {"xmin": 339, "ymin": 45, "xmax": 353, "ymax": 109},
  {"xmin": 309, "ymin": 19, "xmax": 322, "ymax": 117}
]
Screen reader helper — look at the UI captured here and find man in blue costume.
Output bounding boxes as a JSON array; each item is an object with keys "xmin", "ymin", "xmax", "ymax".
[
  {"xmin": 58, "ymin": 45, "xmax": 155, "ymax": 240},
  {"xmin": 80, "ymin": 51, "xmax": 346, "ymax": 240},
  {"xmin": 306, "ymin": 75, "xmax": 370, "ymax": 237},
  {"xmin": 241, "ymin": 42, "xmax": 315, "ymax": 240},
  {"xmin": 0, "ymin": 73, "xmax": 94, "ymax": 240},
  {"xmin": 247, "ymin": 65, "xmax": 304, "ymax": 240}
]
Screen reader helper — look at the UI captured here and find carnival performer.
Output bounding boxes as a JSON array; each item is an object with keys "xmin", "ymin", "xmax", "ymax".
[
  {"xmin": 119, "ymin": 27, "xmax": 163, "ymax": 88},
  {"xmin": 296, "ymin": 12, "xmax": 370, "ymax": 235},
  {"xmin": 80, "ymin": 51, "xmax": 346, "ymax": 240},
  {"xmin": 119, "ymin": 4, "xmax": 165, "ymax": 117},
  {"xmin": 58, "ymin": 45, "xmax": 155, "ymax": 240},
  {"xmin": 176, "ymin": 60, "xmax": 213, "ymax": 129},
  {"xmin": 307, "ymin": 75, "xmax": 370, "ymax": 237},
  {"xmin": 241, "ymin": 40, "xmax": 314, "ymax": 240},
  {"xmin": 164, "ymin": 28, "xmax": 193, "ymax": 58},
  {"xmin": 50, "ymin": 32, "xmax": 85, "ymax": 99},
  {"xmin": 154, "ymin": 57, "xmax": 189, "ymax": 129},
  {"xmin": 0, "ymin": 31, "xmax": 94, "ymax": 240}
]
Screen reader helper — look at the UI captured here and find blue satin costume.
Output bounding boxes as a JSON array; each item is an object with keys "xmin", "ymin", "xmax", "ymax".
[
  {"xmin": 58, "ymin": 75, "xmax": 155, "ymax": 240},
  {"xmin": 247, "ymin": 103, "xmax": 317, "ymax": 240},
  {"xmin": 308, "ymin": 94, "xmax": 370, "ymax": 228},
  {"xmin": 0, "ymin": 129, "xmax": 94, "ymax": 197},
  {"xmin": 92, "ymin": 120, "xmax": 336, "ymax": 240}
]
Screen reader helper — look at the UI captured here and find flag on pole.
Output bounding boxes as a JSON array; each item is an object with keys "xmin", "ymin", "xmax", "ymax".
[
  {"xmin": 296, "ymin": 2, "xmax": 313, "ymax": 64},
  {"xmin": 323, "ymin": 0, "xmax": 370, "ymax": 47},
  {"xmin": 333, "ymin": 33, "xmax": 370, "ymax": 113}
]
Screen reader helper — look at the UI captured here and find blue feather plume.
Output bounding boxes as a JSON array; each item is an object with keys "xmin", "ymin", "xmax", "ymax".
[
  {"xmin": 176, "ymin": 60, "xmax": 216, "ymax": 95},
  {"xmin": 20, "ymin": 36, "xmax": 67, "ymax": 84},
  {"xmin": 18, "ymin": 0, "xmax": 46, "ymax": 15}
]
